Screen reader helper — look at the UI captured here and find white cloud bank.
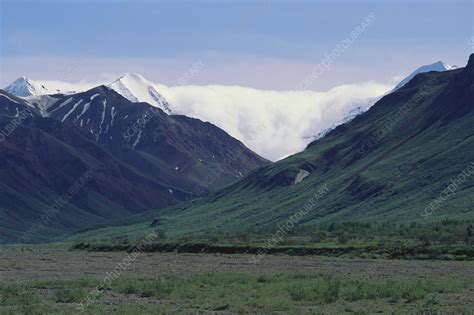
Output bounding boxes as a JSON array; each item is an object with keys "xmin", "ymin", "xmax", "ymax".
[
  {"xmin": 39, "ymin": 80, "xmax": 98, "ymax": 94},
  {"xmin": 155, "ymin": 82, "xmax": 392, "ymax": 161}
]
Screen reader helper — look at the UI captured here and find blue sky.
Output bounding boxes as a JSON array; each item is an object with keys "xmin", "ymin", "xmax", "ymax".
[{"xmin": 1, "ymin": 0, "xmax": 473, "ymax": 89}]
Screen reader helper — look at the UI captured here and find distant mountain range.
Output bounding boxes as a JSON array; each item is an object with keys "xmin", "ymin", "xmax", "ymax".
[
  {"xmin": 69, "ymin": 54, "xmax": 473, "ymax": 240},
  {"xmin": 4, "ymin": 61, "xmax": 457, "ymax": 161},
  {"xmin": 1, "ymin": 57, "xmax": 466, "ymax": 243},
  {"xmin": 4, "ymin": 73, "xmax": 174, "ymax": 114},
  {"xmin": 4, "ymin": 61, "xmax": 457, "ymax": 99},
  {"xmin": 0, "ymin": 86, "xmax": 268, "ymax": 242}
]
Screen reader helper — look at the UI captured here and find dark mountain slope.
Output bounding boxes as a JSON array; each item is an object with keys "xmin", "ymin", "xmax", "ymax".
[
  {"xmin": 0, "ymin": 87, "xmax": 268, "ymax": 243},
  {"xmin": 45, "ymin": 86, "xmax": 267, "ymax": 190},
  {"xmin": 72, "ymin": 54, "xmax": 474, "ymax": 240}
]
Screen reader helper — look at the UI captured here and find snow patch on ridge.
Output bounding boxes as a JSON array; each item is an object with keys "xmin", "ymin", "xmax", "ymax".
[
  {"xmin": 97, "ymin": 99, "xmax": 107, "ymax": 140},
  {"xmin": 294, "ymin": 169, "xmax": 310, "ymax": 184},
  {"xmin": 62, "ymin": 99, "xmax": 83, "ymax": 122},
  {"xmin": 74, "ymin": 102, "xmax": 90, "ymax": 123},
  {"xmin": 0, "ymin": 93, "xmax": 21, "ymax": 104},
  {"xmin": 52, "ymin": 97, "xmax": 74, "ymax": 113},
  {"xmin": 23, "ymin": 95, "xmax": 60, "ymax": 116},
  {"xmin": 133, "ymin": 130, "xmax": 142, "ymax": 148},
  {"xmin": 110, "ymin": 107, "xmax": 116, "ymax": 126}
]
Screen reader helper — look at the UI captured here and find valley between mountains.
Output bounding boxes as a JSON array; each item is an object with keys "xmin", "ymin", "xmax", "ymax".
[
  {"xmin": 1, "ymin": 54, "xmax": 473, "ymax": 315},
  {"xmin": 65, "ymin": 55, "xmax": 474, "ymax": 242},
  {"xmin": 0, "ymin": 55, "xmax": 473, "ymax": 244},
  {"xmin": 2, "ymin": 1, "xmax": 473, "ymax": 313}
]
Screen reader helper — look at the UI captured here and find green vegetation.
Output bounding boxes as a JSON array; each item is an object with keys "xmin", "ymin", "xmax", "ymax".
[
  {"xmin": 1, "ymin": 271, "xmax": 472, "ymax": 314},
  {"xmin": 0, "ymin": 284, "xmax": 39, "ymax": 308},
  {"xmin": 54, "ymin": 288, "xmax": 89, "ymax": 303},
  {"xmin": 109, "ymin": 273, "xmax": 460, "ymax": 311},
  {"xmin": 70, "ymin": 219, "xmax": 474, "ymax": 260}
]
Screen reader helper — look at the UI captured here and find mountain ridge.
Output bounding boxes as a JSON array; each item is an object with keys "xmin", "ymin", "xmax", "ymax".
[{"xmin": 392, "ymin": 60, "xmax": 457, "ymax": 91}]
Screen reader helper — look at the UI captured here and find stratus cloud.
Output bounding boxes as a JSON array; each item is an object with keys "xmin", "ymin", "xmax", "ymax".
[{"xmin": 154, "ymin": 82, "xmax": 392, "ymax": 161}]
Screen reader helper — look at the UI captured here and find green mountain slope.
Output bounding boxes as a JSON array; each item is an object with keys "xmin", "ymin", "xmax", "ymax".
[{"xmin": 68, "ymin": 54, "xmax": 474, "ymax": 240}]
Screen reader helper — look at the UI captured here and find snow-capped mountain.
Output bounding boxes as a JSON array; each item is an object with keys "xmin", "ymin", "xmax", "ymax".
[
  {"xmin": 3, "ymin": 74, "xmax": 173, "ymax": 114},
  {"xmin": 107, "ymin": 73, "xmax": 173, "ymax": 114},
  {"xmin": 305, "ymin": 96, "xmax": 380, "ymax": 142},
  {"xmin": 393, "ymin": 61, "xmax": 457, "ymax": 91},
  {"xmin": 4, "ymin": 77, "xmax": 51, "ymax": 97},
  {"xmin": 306, "ymin": 61, "xmax": 458, "ymax": 142},
  {"xmin": 3, "ymin": 77, "xmax": 87, "ymax": 96}
]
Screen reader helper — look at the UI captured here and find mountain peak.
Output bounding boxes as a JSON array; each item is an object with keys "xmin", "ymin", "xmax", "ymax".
[
  {"xmin": 4, "ymin": 76, "xmax": 50, "ymax": 97},
  {"xmin": 433, "ymin": 60, "xmax": 455, "ymax": 70},
  {"xmin": 432, "ymin": 61, "xmax": 446, "ymax": 70},
  {"xmin": 392, "ymin": 60, "xmax": 457, "ymax": 91},
  {"xmin": 426, "ymin": 60, "xmax": 456, "ymax": 70},
  {"xmin": 12, "ymin": 76, "xmax": 30, "ymax": 85},
  {"xmin": 114, "ymin": 73, "xmax": 149, "ymax": 87},
  {"xmin": 118, "ymin": 72, "xmax": 147, "ymax": 81},
  {"xmin": 107, "ymin": 73, "xmax": 173, "ymax": 114},
  {"xmin": 467, "ymin": 53, "xmax": 474, "ymax": 71}
]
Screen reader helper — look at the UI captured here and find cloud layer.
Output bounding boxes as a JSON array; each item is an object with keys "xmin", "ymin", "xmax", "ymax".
[{"xmin": 155, "ymin": 82, "xmax": 392, "ymax": 160}]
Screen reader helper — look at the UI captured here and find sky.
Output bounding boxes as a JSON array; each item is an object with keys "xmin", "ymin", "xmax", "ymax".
[{"xmin": 1, "ymin": 0, "xmax": 473, "ymax": 89}]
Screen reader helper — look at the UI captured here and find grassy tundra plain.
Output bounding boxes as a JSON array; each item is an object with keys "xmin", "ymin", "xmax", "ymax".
[{"xmin": 1, "ymin": 243, "xmax": 473, "ymax": 314}]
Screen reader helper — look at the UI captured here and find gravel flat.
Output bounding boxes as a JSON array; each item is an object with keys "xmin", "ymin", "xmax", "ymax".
[{"xmin": 1, "ymin": 246, "xmax": 472, "ymax": 283}]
